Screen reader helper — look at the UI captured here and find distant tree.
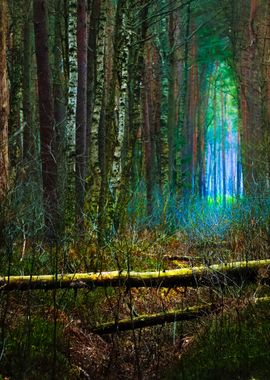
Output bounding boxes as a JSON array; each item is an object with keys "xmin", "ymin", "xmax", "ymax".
[
  {"xmin": 221, "ymin": 87, "xmax": 226, "ymax": 205},
  {"xmin": 213, "ymin": 72, "xmax": 217, "ymax": 201}
]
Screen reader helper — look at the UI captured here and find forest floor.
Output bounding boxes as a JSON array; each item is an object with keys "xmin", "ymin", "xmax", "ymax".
[{"xmin": 1, "ymin": 226, "xmax": 270, "ymax": 379}]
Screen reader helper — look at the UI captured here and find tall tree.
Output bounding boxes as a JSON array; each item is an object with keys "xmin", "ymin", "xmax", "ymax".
[
  {"xmin": 8, "ymin": 0, "xmax": 23, "ymax": 166},
  {"xmin": 88, "ymin": 0, "xmax": 106, "ymax": 222},
  {"xmin": 113, "ymin": 0, "xmax": 143, "ymax": 231},
  {"xmin": 33, "ymin": 0, "xmax": 58, "ymax": 238},
  {"xmin": 0, "ymin": 0, "xmax": 9, "ymax": 202},
  {"xmin": 52, "ymin": 0, "xmax": 68, "ymax": 231},
  {"xmin": 167, "ymin": 3, "xmax": 181, "ymax": 193},
  {"xmin": 213, "ymin": 74, "xmax": 217, "ymax": 201},
  {"xmin": 221, "ymin": 88, "xmax": 226, "ymax": 205},
  {"xmin": 75, "ymin": 0, "xmax": 88, "ymax": 226},
  {"xmin": 86, "ymin": 0, "xmax": 101, "ymax": 174},
  {"xmin": 23, "ymin": 0, "xmax": 35, "ymax": 161}
]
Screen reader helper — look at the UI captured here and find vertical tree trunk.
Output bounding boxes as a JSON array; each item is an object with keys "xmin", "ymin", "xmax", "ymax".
[
  {"xmin": 8, "ymin": 0, "xmax": 23, "ymax": 167},
  {"xmin": 167, "ymin": 3, "xmax": 181, "ymax": 194},
  {"xmin": 113, "ymin": 1, "xmax": 142, "ymax": 231},
  {"xmin": 153, "ymin": 46, "xmax": 162, "ymax": 192},
  {"xmin": 229, "ymin": 121, "xmax": 235, "ymax": 197},
  {"xmin": 75, "ymin": 0, "xmax": 88, "ymax": 227},
  {"xmin": 67, "ymin": 0, "xmax": 77, "ymax": 153},
  {"xmin": 221, "ymin": 89, "xmax": 226, "ymax": 206},
  {"xmin": 182, "ymin": 3, "xmax": 191, "ymax": 194},
  {"xmin": 53, "ymin": 0, "xmax": 67, "ymax": 148},
  {"xmin": 189, "ymin": 33, "xmax": 198, "ymax": 194},
  {"xmin": 23, "ymin": 0, "xmax": 35, "ymax": 161},
  {"xmin": 236, "ymin": 124, "xmax": 242, "ymax": 197},
  {"xmin": 0, "ymin": 0, "xmax": 9, "ymax": 201},
  {"xmin": 53, "ymin": 0, "xmax": 68, "ymax": 231},
  {"xmin": 213, "ymin": 79, "xmax": 217, "ymax": 202},
  {"xmin": 86, "ymin": 0, "xmax": 100, "ymax": 175},
  {"xmin": 197, "ymin": 66, "xmax": 210, "ymax": 199},
  {"xmin": 109, "ymin": 0, "xmax": 129, "ymax": 200},
  {"xmin": 33, "ymin": 0, "xmax": 58, "ymax": 239},
  {"xmin": 143, "ymin": 42, "xmax": 154, "ymax": 216},
  {"xmin": 236, "ymin": 0, "xmax": 264, "ymax": 194},
  {"xmin": 89, "ymin": 0, "xmax": 106, "ymax": 221},
  {"xmin": 97, "ymin": 0, "xmax": 115, "ymax": 244}
]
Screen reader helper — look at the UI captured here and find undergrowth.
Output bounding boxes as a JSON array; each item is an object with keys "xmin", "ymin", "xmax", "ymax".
[
  {"xmin": 166, "ymin": 299, "xmax": 270, "ymax": 380},
  {"xmin": 0, "ymin": 192, "xmax": 270, "ymax": 378}
]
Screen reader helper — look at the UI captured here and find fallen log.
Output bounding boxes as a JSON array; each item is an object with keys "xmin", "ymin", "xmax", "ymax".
[
  {"xmin": 163, "ymin": 255, "xmax": 201, "ymax": 262},
  {"xmin": 92, "ymin": 303, "xmax": 216, "ymax": 334},
  {"xmin": 93, "ymin": 297, "xmax": 270, "ymax": 334},
  {"xmin": 0, "ymin": 259, "xmax": 269, "ymax": 291}
]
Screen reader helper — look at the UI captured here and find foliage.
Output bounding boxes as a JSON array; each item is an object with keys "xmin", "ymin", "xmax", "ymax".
[{"xmin": 166, "ymin": 301, "xmax": 270, "ymax": 380}]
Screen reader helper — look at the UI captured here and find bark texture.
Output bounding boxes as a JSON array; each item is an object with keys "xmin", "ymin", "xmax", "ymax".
[
  {"xmin": 33, "ymin": 0, "xmax": 58, "ymax": 238},
  {"xmin": 93, "ymin": 303, "xmax": 216, "ymax": 334},
  {"xmin": 0, "ymin": 0, "xmax": 9, "ymax": 201},
  {"xmin": 0, "ymin": 259, "xmax": 269, "ymax": 291},
  {"xmin": 75, "ymin": 0, "xmax": 88, "ymax": 226}
]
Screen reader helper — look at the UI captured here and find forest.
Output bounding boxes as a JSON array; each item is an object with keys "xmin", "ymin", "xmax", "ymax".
[{"xmin": 0, "ymin": 0, "xmax": 270, "ymax": 378}]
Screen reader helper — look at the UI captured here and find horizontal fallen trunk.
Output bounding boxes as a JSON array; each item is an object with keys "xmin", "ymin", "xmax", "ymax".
[
  {"xmin": 0, "ymin": 259, "xmax": 269, "ymax": 291},
  {"xmin": 92, "ymin": 303, "xmax": 216, "ymax": 334},
  {"xmin": 163, "ymin": 255, "xmax": 201, "ymax": 262},
  {"xmin": 93, "ymin": 297, "xmax": 270, "ymax": 334}
]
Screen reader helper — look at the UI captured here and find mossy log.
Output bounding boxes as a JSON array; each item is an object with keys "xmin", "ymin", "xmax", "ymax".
[
  {"xmin": 93, "ymin": 297, "xmax": 270, "ymax": 334},
  {"xmin": 0, "ymin": 259, "xmax": 269, "ymax": 291},
  {"xmin": 93, "ymin": 303, "xmax": 216, "ymax": 334}
]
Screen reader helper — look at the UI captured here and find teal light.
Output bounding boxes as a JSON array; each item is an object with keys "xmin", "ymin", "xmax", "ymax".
[{"xmin": 205, "ymin": 62, "xmax": 243, "ymax": 201}]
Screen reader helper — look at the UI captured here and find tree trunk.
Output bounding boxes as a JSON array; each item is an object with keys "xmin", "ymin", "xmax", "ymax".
[
  {"xmin": 152, "ymin": 46, "xmax": 162, "ymax": 192},
  {"xmin": 190, "ymin": 33, "xmax": 198, "ymax": 194},
  {"xmin": 0, "ymin": 0, "xmax": 9, "ymax": 246},
  {"xmin": 182, "ymin": 3, "xmax": 191, "ymax": 194},
  {"xmin": 0, "ymin": 259, "xmax": 269, "ymax": 291},
  {"xmin": 167, "ymin": 5, "xmax": 181, "ymax": 193},
  {"xmin": 51, "ymin": 0, "xmax": 68, "ymax": 233},
  {"xmin": 8, "ymin": 0, "xmax": 23, "ymax": 167},
  {"xmin": 197, "ymin": 66, "xmax": 209, "ymax": 199},
  {"xmin": 33, "ymin": 0, "xmax": 58, "ymax": 239},
  {"xmin": 75, "ymin": 0, "xmax": 88, "ymax": 227},
  {"xmin": 221, "ymin": 89, "xmax": 226, "ymax": 205},
  {"xmin": 143, "ymin": 41, "xmax": 154, "ymax": 216},
  {"xmin": 97, "ymin": 0, "xmax": 115, "ymax": 244},
  {"xmin": 213, "ymin": 76, "xmax": 217, "ymax": 202},
  {"xmin": 0, "ymin": 0, "xmax": 9, "ymax": 199},
  {"xmin": 93, "ymin": 303, "xmax": 217, "ymax": 334},
  {"xmin": 94, "ymin": 297, "xmax": 270, "ymax": 334},
  {"xmin": 86, "ymin": 0, "xmax": 100, "ymax": 175},
  {"xmin": 113, "ymin": 1, "xmax": 142, "ymax": 231},
  {"xmin": 88, "ymin": 0, "xmax": 106, "ymax": 221},
  {"xmin": 23, "ymin": 0, "xmax": 35, "ymax": 161}
]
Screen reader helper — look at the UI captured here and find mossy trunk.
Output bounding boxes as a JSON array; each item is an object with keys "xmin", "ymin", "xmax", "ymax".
[
  {"xmin": 0, "ymin": 259, "xmax": 269, "ymax": 291},
  {"xmin": 93, "ymin": 297, "xmax": 270, "ymax": 334},
  {"xmin": 93, "ymin": 303, "xmax": 216, "ymax": 334}
]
